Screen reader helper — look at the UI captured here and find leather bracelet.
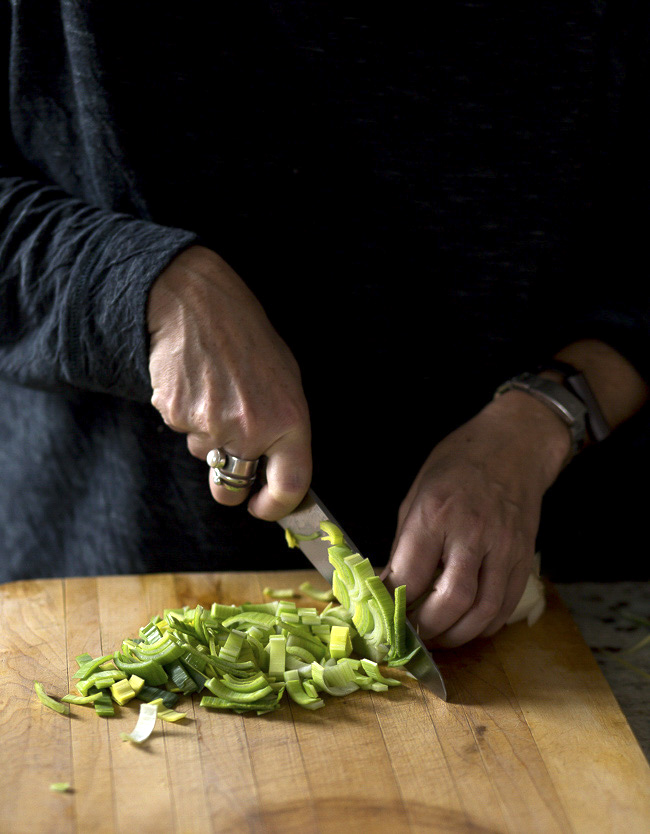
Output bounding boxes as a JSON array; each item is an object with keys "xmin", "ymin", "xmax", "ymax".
[
  {"xmin": 494, "ymin": 372, "xmax": 588, "ymax": 457},
  {"xmin": 534, "ymin": 361, "xmax": 611, "ymax": 443}
]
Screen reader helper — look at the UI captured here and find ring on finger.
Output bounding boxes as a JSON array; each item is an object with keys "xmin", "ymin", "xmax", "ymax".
[{"xmin": 206, "ymin": 448, "xmax": 259, "ymax": 491}]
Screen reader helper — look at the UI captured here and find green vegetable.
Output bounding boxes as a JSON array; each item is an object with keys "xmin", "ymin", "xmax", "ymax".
[
  {"xmin": 120, "ymin": 702, "xmax": 158, "ymax": 744},
  {"xmin": 284, "ymin": 528, "xmax": 321, "ymax": 549},
  {"xmin": 329, "ymin": 625, "xmax": 352, "ymax": 659},
  {"xmin": 299, "ymin": 581, "xmax": 334, "ymax": 602},
  {"xmin": 92, "ymin": 689, "xmax": 115, "ymax": 718},
  {"xmin": 360, "ymin": 659, "xmax": 401, "ymax": 687},
  {"xmin": 110, "ymin": 678, "xmax": 137, "ymax": 705},
  {"xmin": 113, "ymin": 652, "xmax": 169, "ymax": 686},
  {"xmin": 267, "ymin": 634, "xmax": 286, "ymax": 678},
  {"xmin": 34, "ymin": 682, "xmax": 70, "ymax": 715},
  {"xmin": 284, "ymin": 671, "xmax": 325, "ymax": 709},
  {"xmin": 147, "ymin": 698, "xmax": 187, "ymax": 722},
  {"xmin": 319, "ymin": 523, "xmax": 415, "ymax": 666},
  {"xmin": 263, "ymin": 587, "xmax": 298, "ymax": 598},
  {"xmin": 56, "ymin": 537, "xmax": 416, "ymax": 720},
  {"xmin": 50, "ymin": 782, "xmax": 71, "ymax": 793},
  {"xmin": 60, "ymin": 692, "xmax": 104, "ymax": 705},
  {"xmin": 319, "ymin": 522, "xmax": 344, "ymax": 545},
  {"xmin": 73, "ymin": 654, "xmax": 115, "ymax": 680},
  {"xmin": 137, "ymin": 685, "xmax": 180, "ymax": 709}
]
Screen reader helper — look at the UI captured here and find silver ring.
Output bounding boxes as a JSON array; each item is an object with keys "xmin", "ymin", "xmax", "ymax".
[{"xmin": 206, "ymin": 448, "xmax": 259, "ymax": 491}]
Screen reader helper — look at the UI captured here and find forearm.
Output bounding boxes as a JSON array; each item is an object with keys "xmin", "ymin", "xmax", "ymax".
[
  {"xmin": 551, "ymin": 338, "xmax": 649, "ymax": 434},
  {"xmin": 383, "ymin": 338, "xmax": 649, "ymax": 647},
  {"xmin": 0, "ymin": 168, "xmax": 197, "ymax": 399}
]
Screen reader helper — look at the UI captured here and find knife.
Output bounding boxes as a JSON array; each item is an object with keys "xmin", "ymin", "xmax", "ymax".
[{"xmin": 278, "ymin": 488, "xmax": 447, "ymax": 700}]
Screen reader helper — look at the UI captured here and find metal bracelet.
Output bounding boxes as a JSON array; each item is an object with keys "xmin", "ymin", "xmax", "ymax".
[
  {"xmin": 534, "ymin": 361, "xmax": 611, "ymax": 443},
  {"xmin": 494, "ymin": 373, "xmax": 588, "ymax": 457}
]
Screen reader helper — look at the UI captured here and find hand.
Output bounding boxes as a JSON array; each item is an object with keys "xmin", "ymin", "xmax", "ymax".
[
  {"xmin": 381, "ymin": 391, "xmax": 570, "ymax": 647},
  {"xmin": 147, "ymin": 245, "xmax": 311, "ymax": 519}
]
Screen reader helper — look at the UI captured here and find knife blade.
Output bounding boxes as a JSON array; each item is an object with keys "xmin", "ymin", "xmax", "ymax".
[{"xmin": 278, "ymin": 488, "xmax": 447, "ymax": 700}]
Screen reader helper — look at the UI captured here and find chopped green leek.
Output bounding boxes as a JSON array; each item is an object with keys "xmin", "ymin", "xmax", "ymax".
[
  {"xmin": 75, "ymin": 653, "xmax": 93, "ymax": 665},
  {"xmin": 120, "ymin": 702, "xmax": 158, "ymax": 744},
  {"xmin": 299, "ymin": 581, "xmax": 334, "ymax": 603},
  {"xmin": 76, "ymin": 669, "xmax": 125, "ymax": 696},
  {"xmin": 319, "ymin": 521, "xmax": 344, "ymax": 545},
  {"xmin": 110, "ymin": 678, "xmax": 137, "ymax": 705},
  {"xmin": 391, "ymin": 585, "xmax": 407, "ymax": 659},
  {"xmin": 147, "ymin": 698, "xmax": 187, "ymax": 722},
  {"xmin": 60, "ymin": 692, "xmax": 104, "ymax": 705},
  {"xmin": 73, "ymin": 653, "xmax": 115, "ymax": 680},
  {"xmin": 284, "ymin": 528, "xmax": 321, "ymax": 549},
  {"xmin": 204, "ymin": 677, "xmax": 273, "ymax": 704},
  {"xmin": 113, "ymin": 653, "xmax": 168, "ymax": 686},
  {"xmin": 360, "ymin": 659, "xmax": 401, "ymax": 687},
  {"xmin": 128, "ymin": 674, "xmax": 145, "ymax": 694},
  {"xmin": 285, "ymin": 676, "xmax": 325, "ymax": 709},
  {"xmin": 267, "ymin": 634, "xmax": 286, "ymax": 678},
  {"xmin": 286, "ymin": 645, "xmax": 318, "ymax": 664},
  {"xmin": 222, "ymin": 611, "xmax": 277, "ymax": 632},
  {"xmin": 92, "ymin": 689, "xmax": 115, "ymax": 718},
  {"xmin": 50, "ymin": 782, "xmax": 71, "ymax": 793},
  {"xmin": 137, "ymin": 685, "xmax": 180, "ymax": 709},
  {"xmin": 311, "ymin": 661, "xmax": 359, "ymax": 697},
  {"xmin": 57, "ymin": 534, "xmax": 419, "ymax": 721},
  {"xmin": 329, "ymin": 625, "xmax": 352, "ymax": 659},
  {"xmin": 34, "ymin": 682, "xmax": 70, "ymax": 715},
  {"xmin": 263, "ymin": 587, "xmax": 297, "ymax": 599}
]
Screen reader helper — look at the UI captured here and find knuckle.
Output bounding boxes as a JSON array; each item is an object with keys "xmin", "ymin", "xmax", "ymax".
[
  {"xmin": 269, "ymin": 400, "xmax": 310, "ymax": 442},
  {"xmin": 438, "ymin": 580, "xmax": 476, "ymax": 615},
  {"xmin": 418, "ymin": 489, "xmax": 450, "ymax": 520},
  {"xmin": 152, "ymin": 392, "xmax": 185, "ymax": 431},
  {"xmin": 277, "ymin": 469, "xmax": 310, "ymax": 495},
  {"xmin": 475, "ymin": 595, "xmax": 502, "ymax": 622},
  {"xmin": 270, "ymin": 469, "xmax": 311, "ymax": 499},
  {"xmin": 224, "ymin": 403, "xmax": 268, "ymax": 451},
  {"xmin": 186, "ymin": 434, "xmax": 208, "ymax": 460}
]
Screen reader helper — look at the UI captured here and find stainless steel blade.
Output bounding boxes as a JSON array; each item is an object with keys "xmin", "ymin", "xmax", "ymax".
[{"xmin": 278, "ymin": 489, "xmax": 447, "ymax": 700}]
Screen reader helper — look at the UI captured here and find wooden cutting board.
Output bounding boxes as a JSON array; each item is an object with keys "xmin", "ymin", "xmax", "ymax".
[{"xmin": 1, "ymin": 570, "xmax": 649, "ymax": 834}]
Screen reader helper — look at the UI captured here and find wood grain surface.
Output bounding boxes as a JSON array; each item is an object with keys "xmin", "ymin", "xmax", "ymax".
[{"xmin": 1, "ymin": 570, "xmax": 648, "ymax": 834}]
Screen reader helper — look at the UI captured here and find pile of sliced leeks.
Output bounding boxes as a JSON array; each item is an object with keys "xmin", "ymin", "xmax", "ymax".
[
  {"xmin": 36, "ymin": 522, "xmax": 548, "ymax": 725},
  {"xmin": 36, "ymin": 522, "xmax": 422, "ymax": 722}
]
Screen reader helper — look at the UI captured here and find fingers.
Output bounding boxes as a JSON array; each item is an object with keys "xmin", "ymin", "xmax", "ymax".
[
  {"xmin": 384, "ymin": 482, "xmax": 535, "ymax": 648},
  {"xmin": 480, "ymin": 558, "xmax": 532, "ymax": 637},
  {"xmin": 147, "ymin": 246, "xmax": 313, "ymax": 518},
  {"xmin": 413, "ymin": 545, "xmax": 530, "ymax": 648},
  {"xmin": 381, "ymin": 502, "xmax": 445, "ymax": 605},
  {"xmin": 186, "ymin": 427, "xmax": 312, "ymax": 517},
  {"xmin": 247, "ymin": 430, "xmax": 312, "ymax": 520}
]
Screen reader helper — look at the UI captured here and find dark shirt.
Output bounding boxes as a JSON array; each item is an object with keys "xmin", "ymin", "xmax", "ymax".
[{"xmin": 1, "ymin": 1, "xmax": 648, "ymax": 583}]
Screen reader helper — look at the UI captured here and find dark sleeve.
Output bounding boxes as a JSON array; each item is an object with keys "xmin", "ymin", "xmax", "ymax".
[
  {"xmin": 543, "ymin": 0, "xmax": 650, "ymax": 382},
  {"xmin": 0, "ymin": 4, "xmax": 199, "ymax": 402},
  {"xmin": 0, "ymin": 170, "xmax": 198, "ymax": 401}
]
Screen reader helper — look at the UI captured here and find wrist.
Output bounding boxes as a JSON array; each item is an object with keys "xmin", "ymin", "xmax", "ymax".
[
  {"xmin": 147, "ymin": 246, "xmax": 238, "ymax": 334},
  {"xmin": 481, "ymin": 391, "xmax": 572, "ymax": 488}
]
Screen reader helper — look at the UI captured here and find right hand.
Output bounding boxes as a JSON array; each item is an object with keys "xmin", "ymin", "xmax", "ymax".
[{"xmin": 147, "ymin": 245, "xmax": 311, "ymax": 520}]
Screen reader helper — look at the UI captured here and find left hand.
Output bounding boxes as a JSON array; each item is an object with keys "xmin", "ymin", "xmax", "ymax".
[{"xmin": 381, "ymin": 391, "xmax": 570, "ymax": 647}]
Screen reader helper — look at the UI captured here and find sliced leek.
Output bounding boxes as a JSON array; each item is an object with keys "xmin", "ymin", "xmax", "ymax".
[
  {"xmin": 120, "ymin": 702, "xmax": 159, "ymax": 744},
  {"xmin": 57, "ymin": 534, "xmax": 418, "ymax": 720},
  {"xmin": 263, "ymin": 587, "xmax": 298, "ymax": 599},
  {"xmin": 34, "ymin": 682, "xmax": 70, "ymax": 715},
  {"xmin": 299, "ymin": 581, "xmax": 334, "ymax": 603}
]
